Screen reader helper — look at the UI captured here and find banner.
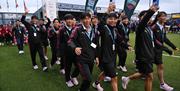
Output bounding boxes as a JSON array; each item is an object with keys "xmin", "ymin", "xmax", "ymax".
[
  {"xmin": 44, "ymin": 0, "xmax": 57, "ymax": 21},
  {"xmin": 15, "ymin": 0, "xmax": 18, "ymax": 8},
  {"xmin": 85, "ymin": 0, "xmax": 98, "ymax": 14},
  {"xmin": 123, "ymin": 0, "xmax": 140, "ymax": 19},
  {"xmin": 153, "ymin": 0, "xmax": 159, "ymax": 6},
  {"xmin": 23, "ymin": 0, "xmax": 29, "ymax": 12},
  {"xmin": 110, "ymin": 0, "xmax": 115, "ymax": 3},
  {"xmin": 6, "ymin": 0, "xmax": 9, "ymax": 9}
]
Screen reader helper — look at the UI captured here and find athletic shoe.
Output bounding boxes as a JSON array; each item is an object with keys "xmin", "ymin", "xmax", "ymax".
[
  {"xmin": 92, "ymin": 82, "xmax": 104, "ymax": 91},
  {"xmin": 71, "ymin": 77, "xmax": 79, "ymax": 86},
  {"xmin": 60, "ymin": 69, "xmax": 65, "ymax": 75},
  {"xmin": 42, "ymin": 67, "xmax": 48, "ymax": 71},
  {"xmin": 160, "ymin": 83, "xmax": 174, "ymax": 91},
  {"xmin": 122, "ymin": 76, "xmax": 130, "ymax": 90},
  {"xmin": 33, "ymin": 65, "xmax": 38, "ymax": 70},
  {"xmin": 66, "ymin": 80, "xmax": 74, "ymax": 87},
  {"xmin": 55, "ymin": 60, "xmax": 60, "ymax": 65},
  {"xmin": 117, "ymin": 65, "xmax": 121, "ymax": 69},
  {"xmin": 104, "ymin": 76, "xmax": 111, "ymax": 82},
  {"xmin": 44, "ymin": 56, "xmax": 48, "ymax": 60},
  {"xmin": 120, "ymin": 66, "xmax": 127, "ymax": 72},
  {"xmin": 21, "ymin": 50, "xmax": 24, "ymax": 54}
]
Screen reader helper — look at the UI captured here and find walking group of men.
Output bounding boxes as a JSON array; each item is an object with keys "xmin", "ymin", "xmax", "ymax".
[{"xmin": 18, "ymin": 2, "xmax": 178, "ymax": 91}]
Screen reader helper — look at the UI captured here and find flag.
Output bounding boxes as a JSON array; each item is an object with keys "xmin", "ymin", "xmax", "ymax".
[
  {"xmin": 15, "ymin": 0, "xmax": 19, "ymax": 8},
  {"xmin": 123, "ymin": 0, "xmax": 140, "ymax": 19},
  {"xmin": 110, "ymin": 0, "xmax": 115, "ymax": 3},
  {"xmin": 6, "ymin": 0, "xmax": 9, "ymax": 9},
  {"xmin": 85, "ymin": 0, "xmax": 98, "ymax": 14},
  {"xmin": 23, "ymin": 0, "xmax": 29, "ymax": 12},
  {"xmin": 153, "ymin": 0, "xmax": 159, "ymax": 6}
]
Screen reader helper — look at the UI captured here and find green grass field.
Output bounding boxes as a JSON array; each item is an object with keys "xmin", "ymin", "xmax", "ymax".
[{"xmin": 0, "ymin": 33, "xmax": 180, "ymax": 91}]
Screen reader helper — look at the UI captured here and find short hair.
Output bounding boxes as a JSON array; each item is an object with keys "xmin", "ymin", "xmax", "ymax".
[
  {"xmin": 39, "ymin": 18, "xmax": 44, "ymax": 21},
  {"xmin": 31, "ymin": 15, "xmax": 38, "ymax": 20},
  {"xmin": 138, "ymin": 10, "xmax": 148, "ymax": 18},
  {"xmin": 53, "ymin": 18, "xmax": 60, "ymax": 23},
  {"xmin": 80, "ymin": 12, "xmax": 91, "ymax": 20},
  {"xmin": 106, "ymin": 13, "xmax": 118, "ymax": 19},
  {"xmin": 64, "ymin": 14, "xmax": 74, "ymax": 20},
  {"xmin": 121, "ymin": 15, "xmax": 128, "ymax": 20}
]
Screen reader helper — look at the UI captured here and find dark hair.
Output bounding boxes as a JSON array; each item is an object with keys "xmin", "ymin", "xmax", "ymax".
[
  {"xmin": 80, "ymin": 12, "xmax": 91, "ymax": 20},
  {"xmin": 16, "ymin": 19, "xmax": 20, "ymax": 22},
  {"xmin": 121, "ymin": 15, "xmax": 128, "ymax": 20},
  {"xmin": 39, "ymin": 18, "xmax": 44, "ymax": 21},
  {"xmin": 64, "ymin": 14, "xmax": 74, "ymax": 20},
  {"xmin": 53, "ymin": 18, "xmax": 60, "ymax": 23},
  {"xmin": 106, "ymin": 13, "xmax": 118, "ymax": 19},
  {"xmin": 92, "ymin": 15, "xmax": 98, "ymax": 19},
  {"xmin": 138, "ymin": 10, "xmax": 148, "ymax": 18},
  {"xmin": 151, "ymin": 11, "xmax": 167, "ymax": 26},
  {"xmin": 31, "ymin": 15, "xmax": 38, "ymax": 20}
]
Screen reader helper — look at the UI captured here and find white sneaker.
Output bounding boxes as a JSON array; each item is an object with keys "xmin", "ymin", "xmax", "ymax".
[
  {"xmin": 44, "ymin": 56, "xmax": 48, "ymax": 60},
  {"xmin": 60, "ymin": 69, "xmax": 65, "ymax": 75},
  {"xmin": 21, "ymin": 50, "xmax": 24, "ymax": 54},
  {"xmin": 57, "ymin": 57, "xmax": 61, "ymax": 61},
  {"xmin": 92, "ymin": 82, "xmax": 104, "ymax": 91},
  {"xmin": 33, "ymin": 65, "xmax": 38, "ymax": 70},
  {"xmin": 104, "ymin": 76, "xmax": 111, "ymax": 82},
  {"xmin": 71, "ymin": 77, "xmax": 79, "ymax": 85},
  {"xmin": 122, "ymin": 76, "xmax": 130, "ymax": 90},
  {"xmin": 120, "ymin": 66, "xmax": 127, "ymax": 72},
  {"xmin": 55, "ymin": 60, "xmax": 60, "ymax": 65},
  {"xmin": 117, "ymin": 66, "xmax": 121, "ymax": 69},
  {"xmin": 42, "ymin": 67, "xmax": 48, "ymax": 71},
  {"xmin": 66, "ymin": 80, "xmax": 74, "ymax": 87},
  {"xmin": 160, "ymin": 83, "xmax": 174, "ymax": 91},
  {"xmin": 19, "ymin": 51, "xmax": 21, "ymax": 54}
]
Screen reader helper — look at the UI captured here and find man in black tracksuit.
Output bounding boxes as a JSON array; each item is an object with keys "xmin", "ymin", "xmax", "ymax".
[
  {"xmin": 93, "ymin": 13, "xmax": 130, "ymax": 91},
  {"xmin": 68, "ymin": 13, "xmax": 99, "ymax": 91},
  {"xmin": 21, "ymin": 11, "xmax": 48, "ymax": 71},
  {"xmin": 39, "ymin": 16, "xmax": 51, "ymax": 60},
  {"xmin": 12, "ymin": 20, "xmax": 26, "ymax": 54},
  {"xmin": 48, "ymin": 19, "xmax": 60, "ymax": 67},
  {"xmin": 121, "ymin": 5, "xmax": 159, "ymax": 91},
  {"xmin": 151, "ymin": 11, "xmax": 179, "ymax": 91},
  {"xmin": 57, "ymin": 14, "xmax": 79, "ymax": 87},
  {"xmin": 116, "ymin": 16, "xmax": 131, "ymax": 72}
]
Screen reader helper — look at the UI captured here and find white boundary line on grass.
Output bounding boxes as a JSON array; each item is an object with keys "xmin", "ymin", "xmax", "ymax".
[{"xmin": 163, "ymin": 54, "xmax": 180, "ymax": 58}]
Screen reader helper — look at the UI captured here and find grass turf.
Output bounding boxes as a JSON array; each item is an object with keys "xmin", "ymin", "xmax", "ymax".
[{"xmin": 0, "ymin": 33, "xmax": 180, "ymax": 91}]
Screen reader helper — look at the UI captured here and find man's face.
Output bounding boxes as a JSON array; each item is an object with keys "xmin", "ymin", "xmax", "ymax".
[
  {"xmin": 39, "ymin": 20, "xmax": 44, "ymax": 25},
  {"xmin": 122, "ymin": 18, "xmax": 129, "ymax": 25},
  {"xmin": 16, "ymin": 21, "xmax": 21, "ymax": 26},
  {"xmin": 92, "ymin": 18, "xmax": 99, "ymax": 26},
  {"xmin": 158, "ymin": 14, "xmax": 167, "ymax": 23},
  {"xmin": 65, "ymin": 19, "xmax": 73, "ymax": 27},
  {"xmin": 31, "ymin": 18, "xmax": 38, "ymax": 24},
  {"xmin": 106, "ymin": 17, "xmax": 117, "ymax": 27},
  {"xmin": 82, "ymin": 16, "xmax": 91, "ymax": 27},
  {"xmin": 53, "ymin": 20, "xmax": 60, "ymax": 28}
]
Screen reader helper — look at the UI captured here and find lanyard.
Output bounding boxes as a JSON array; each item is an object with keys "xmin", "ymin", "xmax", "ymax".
[
  {"xmin": 145, "ymin": 27, "xmax": 154, "ymax": 47},
  {"xmin": 160, "ymin": 28, "xmax": 164, "ymax": 40},
  {"xmin": 17, "ymin": 27, "xmax": 21, "ymax": 33},
  {"xmin": 85, "ymin": 28, "xmax": 94, "ymax": 41},
  {"xmin": 121, "ymin": 23, "xmax": 129, "ymax": 36},
  {"xmin": 65, "ymin": 26, "xmax": 72, "ymax": 36},
  {"xmin": 32, "ymin": 26, "xmax": 37, "ymax": 32},
  {"xmin": 105, "ymin": 25, "xmax": 116, "ymax": 44},
  {"xmin": 52, "ymin": 26, "xmax": 57, "ymax": 33}
]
